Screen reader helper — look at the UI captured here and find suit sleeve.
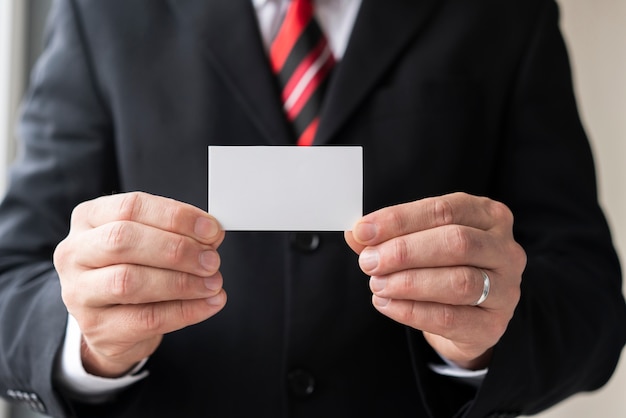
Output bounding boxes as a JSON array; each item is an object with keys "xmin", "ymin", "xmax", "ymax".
[
  {"xmin": 465, "ymin": 1, "xmax": 626, "ymax": 416},
  {"xmin": 0, "ymin": 0, "xmax": 118, "ymax": 416}
]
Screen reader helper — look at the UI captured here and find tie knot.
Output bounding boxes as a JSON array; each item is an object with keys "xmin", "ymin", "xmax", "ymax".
[{"xmin": 292, "ymin": 0, "xmax": 314, "ymax": 10}]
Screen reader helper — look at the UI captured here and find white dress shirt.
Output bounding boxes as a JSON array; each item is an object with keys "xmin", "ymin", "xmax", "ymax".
[
  {"xmin": 253, "ymin": 0, "xmax": 361, "ymax": 59},
  {"xmin": 56, "ymin": 0, "xmax": 485, "ymax": 399}
]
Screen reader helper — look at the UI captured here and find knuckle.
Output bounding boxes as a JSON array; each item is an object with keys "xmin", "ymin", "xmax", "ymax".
[
  {"xmin": 380, "ymin": 207, "xmax": 406, "ymax": 236},
  {"xmin": 103, "ymin": 221, "xmax": 133, "ymax": 252},
  {"xmin": 70, "ymin": 200, "xmax": 92, "ymax": 224},
  {"xmin": 397, "ymin": 302, "xmax": 417, "ymax": 324},
  {"xmin": 163, "ymin": 235, "xmax": 186, "ymax": 265},
  {"xmin": 170, "ymin": 271, "xmax": 189, "ymax": 295},
  {"xmin": 118, "ymin": 192, "xmax": 144, "ymax": 221},
  {"xmin": 444, "ymin": 225, "xmax": 472, "ymax": 256},
  {"xmin": 139, "ymin": 304, "xmax": 164, "ymax": 333},
  {"xmin": 177, "ymin": 300, "xmax": 197, "ymax": 324},
  {"xmin": 399, "ymin": 270, "xmax": 415, "ymax": 293},
  {"xmin": 167, "ymin": 204, "xmax": 185, "ymax": 232},
  {"xmin": 53, "ymin": 239, "xmax": 71, "ymax": 271},
  {"xmin": 450, "ymin": 268, "xmax": 475, "ymax": 300},
  {"xmin": 488, "ymin": 199, "xmax": 514, "ymax": 226},
  {"xmin": 391, "ymin": 237, "xmax": 410, "ymax": 265},
  {"xmin": 437, "ymin": 305, "xmax": 456, "ymax": 331},
  {"xmin": 57, "ymin": 261, "xmax": 82, "ymax": 308},
  {"xmin": 103, "ymin": 222, "xmax": 124, "ymax": 249},
  {"xmin": 59, "ymin": 279, "xmax": 78, "ymax": 308},
  {"xmin": 512, "ymin": 243, "xmax": 528, "ymax": 274},
  {"xmin": 432, "ymin": 197, "xmax": 454, "ymax": 226},
  {"xmin": 70, "ymin": 280, "xmax": 90, "ymax": 308},
  {"xmin": 109, "ymin": 265, "xmax": 133, "ymax": 300}
]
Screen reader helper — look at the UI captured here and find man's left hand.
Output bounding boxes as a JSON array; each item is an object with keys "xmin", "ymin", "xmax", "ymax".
[{"xmin": 345, "ymin": 192, "xmax": 526, "ymax": 370}]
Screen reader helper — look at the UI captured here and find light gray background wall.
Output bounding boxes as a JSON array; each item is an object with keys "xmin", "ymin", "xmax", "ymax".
[
  {"xmin": 2, "ymin": 3, "xmax": 51, "ymax": 418},
  {"xmin": 1, "ymin": 0, "xmax": 624, "ymax": 416},
  {"xmin": 538, "ymin": 0, "xmax": 626, "ymax": 415}
]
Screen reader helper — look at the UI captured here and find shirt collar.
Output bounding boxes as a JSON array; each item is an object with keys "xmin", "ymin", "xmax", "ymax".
[{"xmin": 252, "ymin": 0, "xmax": 342, "ymax": 7}]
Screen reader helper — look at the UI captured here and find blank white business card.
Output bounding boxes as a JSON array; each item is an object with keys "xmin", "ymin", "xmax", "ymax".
[{"xmin": 208, "ymin": 146, "xmax": 362, "ymax": 231}]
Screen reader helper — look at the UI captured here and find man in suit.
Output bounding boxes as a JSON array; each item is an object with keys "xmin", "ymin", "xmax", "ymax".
[{"xmin": 1, "ymin": 0, "xmax": 625, "ymax": 417}]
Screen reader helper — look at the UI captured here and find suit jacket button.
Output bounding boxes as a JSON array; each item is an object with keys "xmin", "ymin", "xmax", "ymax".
[
  {"xmin": 290, "ymin": 233, "xmax": 321, "ymax": 253},
  {"xmin": 287, "ymin": 369, "xmax": 316, "ymax": 397},
  {"xmin": 5, "ymin": 390, "xmax": 46, "ymax": 414}
]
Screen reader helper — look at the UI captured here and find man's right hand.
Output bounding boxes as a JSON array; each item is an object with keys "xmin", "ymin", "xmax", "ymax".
[{"xmin": 53, "ymin": 192, "xmax": 227, "ymax": 378}]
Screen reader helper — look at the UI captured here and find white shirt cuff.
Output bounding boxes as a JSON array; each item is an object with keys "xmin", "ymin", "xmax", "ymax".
[
  {"xmin": 55, "ymin": 314, "xmax": 149, "ymax": 401},
  {"xmin": 56, "ymin": 313, "xmax": 484, "ymax": 397},
  {"xmin": 429, "ymin": 352, "xmax": 488, "ymax": 388}
]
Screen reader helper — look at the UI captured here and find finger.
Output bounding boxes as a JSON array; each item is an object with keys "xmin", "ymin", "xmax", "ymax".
[
  {"xmin": 344, "ymin": 230, "xmax": 365, "ymax": 254},
  {"xmin": 71, "ymin": 192, "xmax": 224, "ymax": 245},
  {"xmin": 358, "ymin": 224, "xmax": 506, "ymax": 276},
  {"xmin": 81, "ymin": 291, "xmax": 227, "ymax": 350},
  {"xmin": 369, "ymin": 267, "xmax": 500, "ymax": 308},
  {"xmin": 351, "ymin": 192, "xmax": 513, "ymax": 246},
  {"xmin": 71, "ymin": 221, "xmax": 220, "ymax": 276},
  {"xmin": 371, "ymin": 298, "xmax": 508, "ymax": 348},
  {"xmin": 65, "ymin": 265, "xmax": 223, "ymax": 308}
]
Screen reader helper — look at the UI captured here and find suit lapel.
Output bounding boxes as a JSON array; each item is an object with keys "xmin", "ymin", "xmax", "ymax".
[
  {"xmin": 166, "ymin": 0, "xmax": 440, "ymax": 147},
  {"xmin": 315, "ymin": 0, "xmax": 440, "ymax": 145},
  {"xmin": 167, "ymin": 0, "xmax": 293, "ymax": 145}
]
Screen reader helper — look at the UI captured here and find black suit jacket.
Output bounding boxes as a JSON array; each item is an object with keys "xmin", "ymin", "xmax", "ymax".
[{"xmin": 1, "ymin": 0, "xmax": 625, "ymax": 417}]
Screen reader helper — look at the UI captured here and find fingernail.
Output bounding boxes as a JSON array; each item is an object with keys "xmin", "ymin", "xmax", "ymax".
[
  {"xmin": 359, "ymin": 249, "xmax": 379, "ymax": 272},
  {"xmin": 373, "ymin": 296, "xmax": 390, "ymax": 307},
  {"xmin": 206, "ymin": 293, "xmax": 224, "ymax": 306},
  {"xmin": 195, "ymin": 217, "xmax": 219, "ymax": 239},
  {"xmin": 204, "ymin": 277, "xmax": 221, "ymax": 291},
  {"xmin": 199, "ymin": 250, "xmax": 218, "ymax": 272},
  {"xmin": 369, "ymin": 276, "xmax": 387, "ymax": 293},
  {"xmin": 355, "ymin": 222, "xmax": 377, "ymax": 242}
]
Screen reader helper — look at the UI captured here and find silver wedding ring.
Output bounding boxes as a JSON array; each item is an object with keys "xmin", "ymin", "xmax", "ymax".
[{"xmin": 472, "ymin": 270, "xmax": 491, "ymax": 306}]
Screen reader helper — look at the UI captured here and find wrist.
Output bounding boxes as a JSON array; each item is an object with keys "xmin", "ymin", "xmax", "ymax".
[
  {"xmin": 450, "ymin": 348, "xmax": 493, "ymax": 370},
  {"xmin": 80, "ymin": 338, "xmax": 144, "ymax": 378}
]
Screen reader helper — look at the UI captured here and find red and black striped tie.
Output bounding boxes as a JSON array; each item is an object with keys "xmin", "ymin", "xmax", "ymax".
[{"xmin": 270, "ymin": 0, "xmax": 335, "ymax": 146}]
